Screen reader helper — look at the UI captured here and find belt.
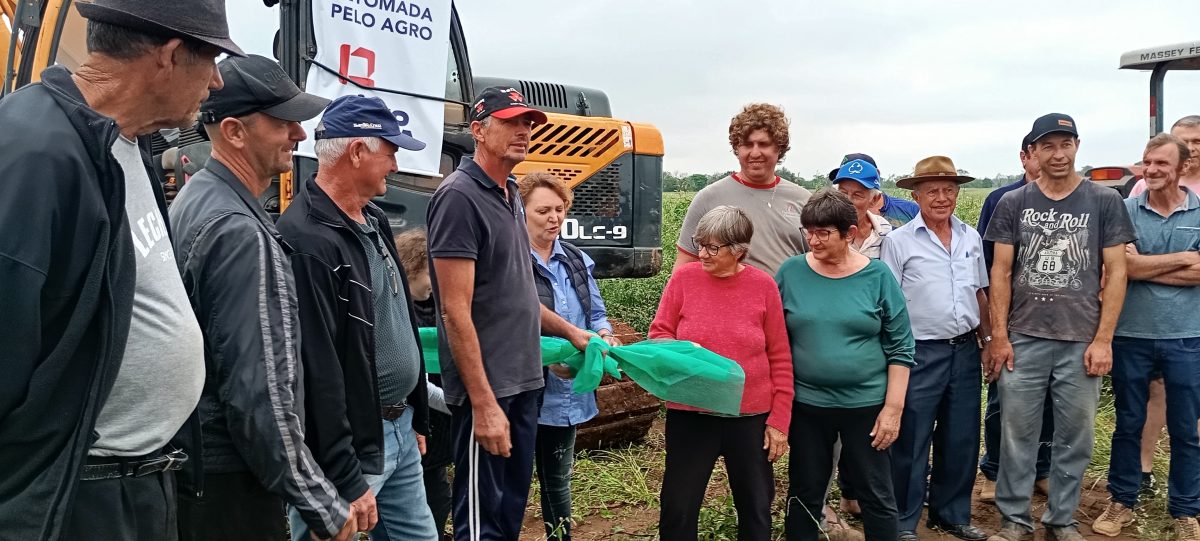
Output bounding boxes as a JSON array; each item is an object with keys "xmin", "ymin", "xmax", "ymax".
[
  {"xmin": 81, "ymin": 449, "xmax": 188, "ymax": 481},
  {"xmin": 381, "ymin": 402, "xmax": 408, "ymax": 420},
  {"xmin": 917, "ymin": 330, "xmax": 977, "ymax": 346}
]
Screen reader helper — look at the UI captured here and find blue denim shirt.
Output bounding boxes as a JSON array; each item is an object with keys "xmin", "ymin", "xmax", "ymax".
[{"xmin": 533, "ymin": 240, "xmax": 612, "ymax": 426}]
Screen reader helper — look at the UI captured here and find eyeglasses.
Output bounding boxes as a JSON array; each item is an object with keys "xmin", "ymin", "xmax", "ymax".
[
  {"xmin": 802, "ymin": 228, "xmax": 839, "ymax": 242},
  {"xmin": 693, "ymin": 238, "xmax": 731, "ymax": 255}
]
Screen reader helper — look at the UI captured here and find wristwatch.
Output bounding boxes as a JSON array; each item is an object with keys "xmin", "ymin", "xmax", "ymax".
[
  {"xmin": 597, "ymin": 329, "xmax": 612, "ymax": 338},
  {"xmin": 978, "ymin": 334, "xmax": 993, "ymax": 348}
]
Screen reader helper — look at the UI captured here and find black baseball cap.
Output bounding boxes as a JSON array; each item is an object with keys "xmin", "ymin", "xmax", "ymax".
[
  {"xmin": 1021, "ymin": 131, "xmax": 1035, "ymax": 152},
  {"xmin": 314, "ymin": 95, "xmax": 425, "ymax": 151},
  {"xmin": 200, "ymin": 55, "xmax": 329, "ymax": 123},
  {"xmin": 470, "ymin": 86, "xmax": 548, "ymax": 124},
  {"xmin": 1029, "ymin": 113, "xmax": 1079, "ymax": 144},
  {"xmin": 828, "ymin": 152, "xmax": 878, "ymax": 181}
]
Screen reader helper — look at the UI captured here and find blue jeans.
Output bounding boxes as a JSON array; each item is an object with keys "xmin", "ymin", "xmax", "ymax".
[
  {"xmin": 290, "ymin": 408, "xmax": 439, "ymax": 541},
  {"xmin": 996, "ymin": 333, "xmax": 1099, "ymax": 530},
  {"xmin": 980, "ymin": 380, "xmax": 1053, "ymax": 481},
  {"xmin": 535, "ymin": 424, "xmax": 577, "ymax": 540},
  {"xmin": 891, "ymin": 340, "xmax": 980, "ymax": 531},
  {"xmin": 1108, "ymin": 336, "xmax": 1200, "ymax": 518}
]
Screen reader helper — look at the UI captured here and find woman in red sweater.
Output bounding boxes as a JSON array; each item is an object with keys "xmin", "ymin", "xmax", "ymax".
[{"xmin": 649, "ymin": 205, "xmax": 795, "ymax": 540}]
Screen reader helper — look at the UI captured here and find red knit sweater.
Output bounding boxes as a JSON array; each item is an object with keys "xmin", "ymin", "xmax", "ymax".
[{"xmin": 648, "ymin": 263, "xmax": 794, "ymax": 433}]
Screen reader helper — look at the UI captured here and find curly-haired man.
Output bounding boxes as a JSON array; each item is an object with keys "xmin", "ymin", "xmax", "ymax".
[{"xmin": 674, "ymin": 103, "xmax": 812, "ymax": 275}]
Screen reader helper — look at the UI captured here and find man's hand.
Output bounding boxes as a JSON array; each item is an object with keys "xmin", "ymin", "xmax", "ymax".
[
  {"xmin": 416, "ymin": 434, "xmax": 427, "ymax": 456},
  {"xmin": 989, "ymin": 337, "xmax": 1015, "ymax": 382},
  {"xmin": 763, "ymin": 426, "xmax": 788, "ymax": 462},
  {"xmin": 567, "ymin": 327, "xmax": 592, "ymax": 351},
  {"xmin": 310, "ymin": 505, "xmax": 359, "ymax": 541},
  {"xmin": 1125, "ymin": 243, "xmax": 1139, "ymax": 256},
  {"xmin": 870, "ymin": 404, "xmax": 902, "ymax": 450},
  {"xmin": 349, "ymin": 489, "xmax": 377, "ymax": 532},
  {"xmin": 1084, "ymin": 340, "xmax": 1113, "ymax": 376},
  {"xmin": 473, "ymin": 400, "xmax": 512, "ymax": 457},
  {"xmin": 600, "ymin": 334, "xmax": 622, "ymax": 347}
]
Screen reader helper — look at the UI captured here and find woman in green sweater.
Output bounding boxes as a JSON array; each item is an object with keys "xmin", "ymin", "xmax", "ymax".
[{"xmin": 777, "ymin": 189, "xmax": 915, "ymax": 541}]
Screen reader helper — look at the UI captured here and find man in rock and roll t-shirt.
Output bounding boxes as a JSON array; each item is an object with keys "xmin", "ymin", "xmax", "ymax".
[{"xmin": 984, "ymin": 113, "xmax": 1137, "ymax": 541}]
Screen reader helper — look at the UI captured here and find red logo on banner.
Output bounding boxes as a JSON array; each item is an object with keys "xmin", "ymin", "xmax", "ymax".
[{"xmin": 338, "ymin": 44, "xmax": 376, "ymax": 87}]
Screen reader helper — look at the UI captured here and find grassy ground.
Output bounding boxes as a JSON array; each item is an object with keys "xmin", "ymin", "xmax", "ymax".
[{"xmin": 567, "ymin": 187, "xmax": 1179, "ymax": 539}]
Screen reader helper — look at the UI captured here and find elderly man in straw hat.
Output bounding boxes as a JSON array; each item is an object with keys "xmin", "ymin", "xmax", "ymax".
[
  {"xmin": 881, "ymin": 157, "xmax": 991, "ymax": 541},
  {"xmin": 0, "ymin": 0, "xmax": 241, "ymax": 539}
]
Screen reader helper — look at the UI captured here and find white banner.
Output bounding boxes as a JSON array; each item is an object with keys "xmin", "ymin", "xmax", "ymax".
[{"xmin": 298, "ymin": 0, "xmax": 453, "ymax": 176}]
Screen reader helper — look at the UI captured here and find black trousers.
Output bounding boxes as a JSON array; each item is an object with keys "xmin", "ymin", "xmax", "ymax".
[
  {"xmin": 65, "ymin": 470, "xmax": 178, "ymax": 541},
  {"xmin": 177, "ymin": 470, "xmax": 287, "ymax": 541},
  {"xmin": 450, "ymin": 389, "xmax": 540, "ymax": 541},
  {"xmin": 786, "ymin": 402, "xmax": 898, "ymax": 541},
  {"xmin": 659, "ymin": 410, "xmax": 774, "ymax": 541}
]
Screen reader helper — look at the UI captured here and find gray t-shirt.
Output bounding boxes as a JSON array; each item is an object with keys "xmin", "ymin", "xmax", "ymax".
[
  {"xmin": 984, "ymin": 180, "xmax": 1137, "ymax": 343},
  {"xmin": 678, "ymin": 175, "xmax": 811, "ymax": 275},
  {"xmin": 354, "ymin": 215, "xmax": 420, "ymax": 406},
  {"xmin": 90, "ymin": 137, "xmax": 205, "ymax": 456}
]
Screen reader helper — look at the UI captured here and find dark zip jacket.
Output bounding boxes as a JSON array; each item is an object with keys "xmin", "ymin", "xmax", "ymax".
[
  {"xmin": 276, "ymin": 177, "xmax": 430, "ymax": 501},
  {"xmin": 168, "ymin": 159, "xmax": 350, "ymax": 538},
  {"xmin": 0, "ymin": 66, "xmax": 165, "ymax": 540}
]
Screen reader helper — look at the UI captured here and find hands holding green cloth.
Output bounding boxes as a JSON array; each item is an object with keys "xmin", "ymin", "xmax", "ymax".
[{"xmin": 418, "ymin": 328, "xmax": 746, "ymax": 415}]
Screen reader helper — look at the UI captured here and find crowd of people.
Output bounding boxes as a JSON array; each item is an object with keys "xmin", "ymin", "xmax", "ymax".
[{"xmin": 1, "ymin": 2, "xmax": 1199, "ymax": 541}]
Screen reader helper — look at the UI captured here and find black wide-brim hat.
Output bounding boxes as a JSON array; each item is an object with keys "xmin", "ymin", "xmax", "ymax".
[{"xmin": 76, "ymin": 0, "xmax": 244, "ymax": 57}]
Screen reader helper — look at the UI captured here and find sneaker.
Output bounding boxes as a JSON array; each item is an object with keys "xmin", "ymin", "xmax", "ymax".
[
  {"xmin": 986, "ymin": 522, "xmax": 1033, "ymax": 541},
  {"xmin": 1034, "ymin": 477, "xmax": 1050, "ymax": 496},
  {"xmin": 1092, "ymin": 501, "xmax": 1135, "ymax": 537},
  {"xmin": 1176, "ymin": 517, "xmax": 1200, "ymax": 541},
  {"xmin": 1044, "ymin": 525, "xmax": 1086, "ymax": 541},
  {"xmin": 979, "ymin": 478, "xmax": 996, "ymax": 503}
]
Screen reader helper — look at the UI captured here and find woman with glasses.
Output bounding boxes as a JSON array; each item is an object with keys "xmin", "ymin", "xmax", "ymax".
[
  {"xmin": 777, "ymin": 190, "xmax": 915, "ymax": 541},
  {"xmin": 649, "ymin": 205, "xmax": 794, "ymax": 541}
]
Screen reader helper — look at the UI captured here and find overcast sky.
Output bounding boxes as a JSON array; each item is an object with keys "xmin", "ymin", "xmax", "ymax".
[{"xmin": 231, "ymin": 1, "xmax": 1200, "ymax": 179}]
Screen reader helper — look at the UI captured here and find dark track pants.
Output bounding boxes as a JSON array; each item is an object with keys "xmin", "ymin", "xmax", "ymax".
[{"xmin": 450, "ymin": 389, "xmax": 539, "ymax": 541}]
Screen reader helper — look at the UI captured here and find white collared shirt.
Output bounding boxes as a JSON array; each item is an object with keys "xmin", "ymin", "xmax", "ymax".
[{"xmin": 881, "ymin": 213, "xmax": 989, "ymax": 340}]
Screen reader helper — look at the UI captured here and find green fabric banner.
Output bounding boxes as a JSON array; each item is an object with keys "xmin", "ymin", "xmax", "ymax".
[{"xmin": 419, "ymin": 328, "xmax": 745, "ymax": 415}]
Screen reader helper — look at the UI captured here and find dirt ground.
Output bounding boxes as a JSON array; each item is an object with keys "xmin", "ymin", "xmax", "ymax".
[
  {"xmin": 516, "ymin": 418, "xmax": 1139, "ymax": 541},
  {"xmin": 519, "ymin": 474, "xmax": 1137, "ymax": 541}
]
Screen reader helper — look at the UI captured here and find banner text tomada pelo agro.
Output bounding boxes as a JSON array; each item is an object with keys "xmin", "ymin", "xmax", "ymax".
[{"xmin": 330, "ymin": 0, "xmax": 436, "ymax": 40}]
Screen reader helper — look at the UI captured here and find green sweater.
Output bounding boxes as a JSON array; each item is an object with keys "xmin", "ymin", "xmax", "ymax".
[{"xmin": 776, "ymin": 256, "xmax": 915, "ymax": 408}]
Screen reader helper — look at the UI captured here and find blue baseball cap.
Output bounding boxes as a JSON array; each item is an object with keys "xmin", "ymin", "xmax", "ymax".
[
  {"xmin": 314, "ymin": 95, "xmax": 426, "ymax": 151},
  {"xmin": 832, "ymin": 159, "xmax": 881, "ymax": 190}
]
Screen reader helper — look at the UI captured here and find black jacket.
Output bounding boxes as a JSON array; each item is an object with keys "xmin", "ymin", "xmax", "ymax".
[
  {"xmin": 0, "ymin": 66, "xmax": 162, "ymax": 540},
  {"xmin": 168, "ymin": 160, "xmax": 350, "ymax": 538},
  {"xmin": 276, "ymin": 178, "xmax": 430, "ymax": 501}
]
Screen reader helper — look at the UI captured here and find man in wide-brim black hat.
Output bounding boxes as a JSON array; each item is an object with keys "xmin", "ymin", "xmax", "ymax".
[{"xmin": 0, "ymin": 1, "xmax": 241, "ymax": 539}]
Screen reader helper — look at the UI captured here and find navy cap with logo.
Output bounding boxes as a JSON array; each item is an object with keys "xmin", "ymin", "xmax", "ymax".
[
  {"xmin": 828, "ymin": 152, "xmax": 878, "ymax": 181},
  {"xmin": 470, "ymin": 86, "xmax": 548, "ymax": 125},
  {"xmin": 200, "ymin": 54, "xmax": 330, "ymax": 123},
  {"xmin": 314, "ymin": 95, "xmax": 426, "ymax": 151},
  {"xmin": 1029, "ymin": 113, "xmax": 1079, "ymax": 144}
]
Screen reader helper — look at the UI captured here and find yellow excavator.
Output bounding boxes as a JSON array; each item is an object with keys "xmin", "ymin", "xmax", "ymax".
[{"xmin": 2, "ymin": 0, "xmax": 665, "ymax": 279}]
